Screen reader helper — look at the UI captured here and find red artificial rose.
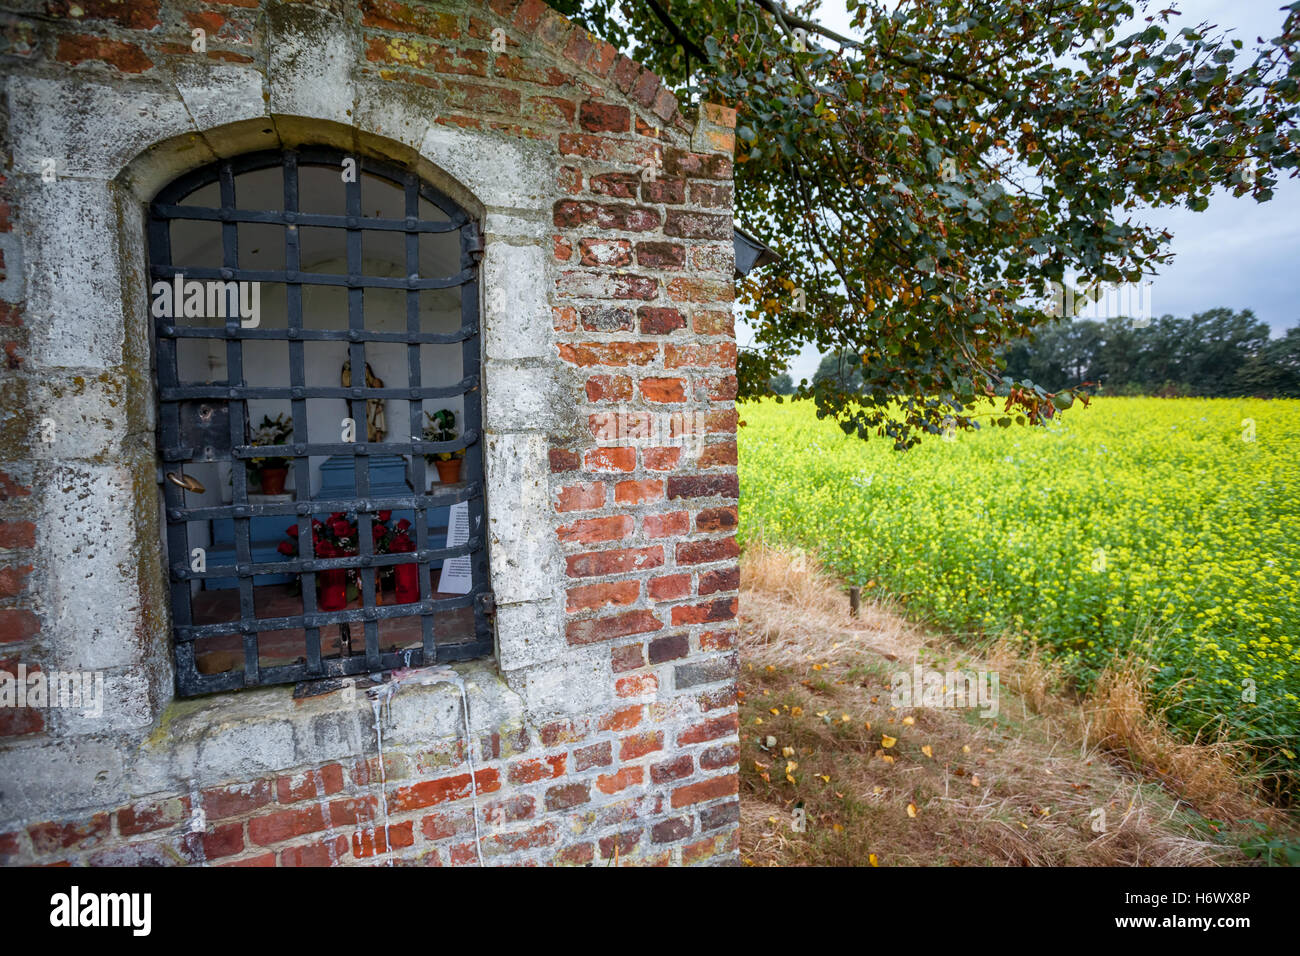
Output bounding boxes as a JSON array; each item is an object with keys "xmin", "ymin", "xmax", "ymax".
[
  {"xmin": 378, "ymin": 510, "xmax": 392, "ymax": 523},
  {"xmin": 395, "ymin": 518, "xmax": 411, "ymax": 533},
  {"xmin": 286, "ymin": 525, "xmax": 299, "ymax": 537},
  {"xmin": 277, "ymin": 540, "xmax": 295, "ymax": 556},
  {"xmin": 390, "ymin": 533, "xmax": 414, "ymax": 553},
  {"xmin": 317, "ymin": 540, "xmax": 337, "ymax": 558},
  {"xmin": 331, "ymin": 518, "xmax": 351, "ymax": 537},
  {"xmin": 372, "ymin": 524, "xmax": 386, "ymax": 540}
]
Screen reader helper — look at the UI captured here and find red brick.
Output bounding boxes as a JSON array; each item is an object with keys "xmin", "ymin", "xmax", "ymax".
[
  {"xmin": 55, "ymin": 35, "xmax": 153, "ymax": 73},
  {"xmin": 664, "ymin": 341, "xmax": 737, "ymax": 368},
  {"xmin": 678, "ymin": 713, "xmax": 740, "ymax": 746},
  {"xmin": 508, "ymin": 754, "xmax": 567, "ymax": 785},
  {"xmin": 667, "ymin": 475, "xmax": 738, "ymax": 500},
  {"xmin": 566, "ymin": 579, "xmax": 640, "ymax": 612},
  {"xmin": 0, "ymin": 565, "xmax": 32, "ymax": 599},
  {"xmin": 641, "ymin": 447, "xmax": 682, "ymax": 471},
  {"xmin": 643, "ymin": 511, "xmax": 689, "ymax": 538},
  {"xmin": 352, "ymin": 821, "xmax": 414, "ymax": 858},
  {"xmin": 556, "ymin": 482, "xmax": 606, "ymax": 513},
  {"xmin": 554, "ymin": 236, "xmax": 574, "ymax": 262},
  {"xmin": 388, "ymin": 769, "xmax": 501, "ymax": 813},
  {"xmin": 579, "ymin": 100, "xmax": 630, "ymax": 132},
  {"xmin": 578, "ymin": 238, "xmax": 633, "ymax": 268},
  {"xmin": 700, "ymin": 743, "xmax": 740, "ymax": 771},
  {"xmin": 585, "ymin": 374, "xmax": 633, "ymax": 402},
  {"xmin": 557, "ymin": 341, "xmax": 658, "ymax": 367},
  {"xmin": 615, "ymin": 673, "xmax": 658, "ymax": 698},
  {"xmin": 699, "ymin": 442, "xmax": 738, "ymax": 468},
  {"xmin": 202, "ymin": 822, "xmax": 245, "ymax": 860},
  {"xmin": 557, "ymin": 841, "xmax": 594, "ymax": 865},
  {"xmin": 611, "ymin": 643, "xmax": 644, "ymax": 672},
  {"xmin": 224, "ymin": 851, "xmax": 277, "ymax": 867},
  {"xmin": 279, "ymin": 835, "xmax": 348, "ymax": 867},
  {"xmin": 596, "ymin": 765, "xmax": 643, "ymax": 795},
  {"xmin": 326, "ymin": 796, "xmax": 379, "ymax": 826},
  {"xmin": 579, "ymin": 305, "xmax": 635, "ymax": 333},
  {"xmin": 641, "ymin": 179, "xmax": 685, "ymax": 205},
  {"xmin": 640, "ymin": 377, "xmax": 686, "ymax": 403},
  {"xmin": 566, "ymin": 545, "xmax": 662, "ymax": 578},
  {"xmin": 671, "ymin": 597, "xmax": 737, "ymax": 626},
  {"xmin": 566, "ymin": 609, "xmax": 662, "ymax": 646},
  {"xmin": 695, "ymin": 506, "xmax": 738, "ymax": 532},
  {"xmin": 530, "ymin": 94, "xmax": 576, "ymax": 125},
  {"xmin": 277, "ymin": 764, "xmax": 345, "ymax": 804},
  {"xmin": 590, "ymin": 172, "xmax": 640, "ymax": 198},
  {"xmin": 557, "ymin": 514, "xmax": 632, "ymax": 544},
  {"xmin": 676, "ymin": 536, "xmax": 739, "ymax": 565},
  {"xmin": 201, "ymin": 780, "xmax": 275, "ymax": 821},
  {"xmin": 598, "ymin": 827, "xmax": 643, "ymax": 858},
  {"xmin": 648, "ymin": 632, "xmax": 690, "ymax": 663},
  {"xmin": 614, "ymin": 479, "xmax": 662, "ymax": 505},
  {"xmin": 638, "ymin": 306, "xmax": 686, "ymax": 335},
  {"xmin": 117, "ymin": 797, "xmax": 189, "ymax": 837},
  {"xmin": 671, "ymin": 773, "xmax": 738, "ymax": 809},
  {"xmin": 619, "ymin": 731, "xmax": 663, "ymax": 761},
  {"xmin": 582, "ymin": 448, "xmax": 636, "ymax": 474},
  {"xmin": 0, "ymin": 609, "xmax": 39, "ymax": 643},
  {"xmin": 693, "ymin": 310, "xmax": 735, "ymax": 335},
  {"xmin": 699, "ymin": 567, "xmax": 740, "ymax": 595},
  {"xmin": 599, "ymin": 706, "xmax": 642, "ymax": 732},
  {"xmin": 553, "ymin": 200, "xmax": 661, "ymax": 232},
  {"xmin": 636, "ymin": 241, "xmax": 685, "ymax": 268},
  {"xmin": 549, "ymin": 448, "xmax": 581, "ymax": 473},
  {"xmin": 360, "ymin": 0, "xmax": 460, "ymax": 33},
  {"xmin": 248, "ymin": 805, "xmax": 328, "ymax": 846},
  {"xmin": 573, "ymin": 740, "xmax": 613, "ymax": 771},
  {"xmin": 700, "ymin": 628, "xmax": 737, "ymax": 652},
  {"xmin": 652, "ymin": 816, "xmax": 693, "ymax": 844},
  {"xmin": 545, "ymin": 782, "xmax": 590, "ymax": 811},
  {"xmin": 49, "ymin": 0, "xmax": 161, "ymax": 29},
  {"xmin": 28, "ymin": 814, "xmax": 110, "ymax": 854},
  {"xmin": 651, "ymin": 753, "xmax": 693, "ymax": 784},
  {"xmin": 648, "ymin": 574, "xmax": 691, "ymax": 602},
  {"xmin": 421, "ymin": 807, "xmax": 475, "ymax": 841},
  {"xmin": 0, "ymin": 521, "xmax": 35, "ymax": 549}
]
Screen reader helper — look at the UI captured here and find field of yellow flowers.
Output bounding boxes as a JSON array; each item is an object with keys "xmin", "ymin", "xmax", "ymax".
[{"xmin": 738, "ymin": 397, "xmax": 1299, "ymax": 771}]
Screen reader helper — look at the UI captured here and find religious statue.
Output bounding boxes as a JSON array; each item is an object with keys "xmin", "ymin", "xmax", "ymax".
[{"xmin": 340, "ymin": 359, "xmax": 387, "ymax": 443}]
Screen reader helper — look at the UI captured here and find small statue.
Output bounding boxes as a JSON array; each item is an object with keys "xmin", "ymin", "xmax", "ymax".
[{"xmin": 341, "ymin": 359, "xmax": 387, "ymax": 443}]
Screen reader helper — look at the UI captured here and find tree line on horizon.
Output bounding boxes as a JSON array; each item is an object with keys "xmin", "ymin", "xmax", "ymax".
[{"xmin": 776, "ymin": 309, "xmax": 1300, "ymax": 400}]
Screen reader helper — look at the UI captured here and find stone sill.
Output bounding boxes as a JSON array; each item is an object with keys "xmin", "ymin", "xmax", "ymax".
[{"xmin": 0, "ymin": 660, "xmax": 525, "ymax": 823}]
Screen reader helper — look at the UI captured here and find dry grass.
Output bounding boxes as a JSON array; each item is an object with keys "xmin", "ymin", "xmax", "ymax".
[{"xmin": 737, "ymin": 539, "xmax": 1294, "ymax": 866}]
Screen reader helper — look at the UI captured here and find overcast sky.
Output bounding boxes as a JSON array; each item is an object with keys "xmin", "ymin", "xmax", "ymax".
[{"xmin": 741, "ymin": 0, "xmax": 1300, "ymax": 385}]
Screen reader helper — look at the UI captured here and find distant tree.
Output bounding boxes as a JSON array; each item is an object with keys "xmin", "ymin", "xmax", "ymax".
[
  {"xmin": 768, "ymin": 371, "xmax": 795, "ymax": 395},
  {"xmin": 813, "ymin": 350, "xmax": 866, "ymax": 392},
  {"xmin": 999, "ymin": 309, "xmax": 1298, "ymax": 396}
]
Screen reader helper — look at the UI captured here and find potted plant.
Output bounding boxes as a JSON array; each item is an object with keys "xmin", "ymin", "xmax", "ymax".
[
  {"xmin": 423, "ymin": 408, "xmax": 463, "ymax": 484},
  {"xmin": 248, "ymin": 413, "xmax": 294, "ymax": 495}
]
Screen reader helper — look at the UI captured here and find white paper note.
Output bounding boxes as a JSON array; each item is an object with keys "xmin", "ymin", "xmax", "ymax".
[{"xmin": 437, "ymin": 500, "xmax": 473, "ymax": 594}]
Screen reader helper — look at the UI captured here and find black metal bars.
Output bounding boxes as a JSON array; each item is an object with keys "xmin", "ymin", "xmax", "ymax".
[{"xmin": 150, "ymin": 148, "xmax": 492, "ymax": 696}]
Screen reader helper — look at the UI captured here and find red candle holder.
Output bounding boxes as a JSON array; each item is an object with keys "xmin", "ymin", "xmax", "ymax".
[
  {"xmin": 317, "ymin": 568, "xmax": 347, "ymax": 610},
  {"xmin": 394, "ymin": 562, "xmax": 420, "ymax": 603}
]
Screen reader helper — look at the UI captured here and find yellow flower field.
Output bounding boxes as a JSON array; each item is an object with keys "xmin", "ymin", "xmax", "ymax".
[{"xmin": 738, "ymin": 397, "xmax": 1300, "ymax": 766}]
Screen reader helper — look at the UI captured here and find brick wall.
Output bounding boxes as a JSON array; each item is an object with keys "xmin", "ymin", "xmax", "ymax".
[{"xmin": 0, "ymin": 0, "xmax": 739, "ymax": 866}]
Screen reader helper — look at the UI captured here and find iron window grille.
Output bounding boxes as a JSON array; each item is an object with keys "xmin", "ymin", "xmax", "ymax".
[{"xmin": 149, "ymin": 148, "xmax": 492, "ymax": 697}]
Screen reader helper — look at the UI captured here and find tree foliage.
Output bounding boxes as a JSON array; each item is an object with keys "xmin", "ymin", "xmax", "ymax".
[
  {"xmin": 999, "ymin": 309, "xmax": 1300, "ymax": 397},
  {"xmin": 548, "ymin": 0, "xmax": 1300, "ymax": 446}
]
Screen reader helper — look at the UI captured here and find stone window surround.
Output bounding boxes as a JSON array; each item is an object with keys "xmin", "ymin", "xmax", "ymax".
[{"xmin": 1, "ymin": 47, "xmax": 611, "ymax": 780}]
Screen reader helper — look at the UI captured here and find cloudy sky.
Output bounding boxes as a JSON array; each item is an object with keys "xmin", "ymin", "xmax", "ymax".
[{"xmin": 740, "ymin": 0, "xmax": 1300, "ymax": 385}]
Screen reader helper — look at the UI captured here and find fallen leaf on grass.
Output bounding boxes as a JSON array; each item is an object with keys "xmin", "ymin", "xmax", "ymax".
[
  {"xmin": 920, "ymin": 745, "xmax": 933, "ymax": 758},
  {"xmin": 907, "ymin": 803, "xmax": 918, "ymax": 818},
  {"xmin": 881, "ymin": 735, "xmax": 897, "ymax": 748}
]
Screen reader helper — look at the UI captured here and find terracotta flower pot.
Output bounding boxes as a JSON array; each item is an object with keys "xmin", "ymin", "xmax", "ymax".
[
  {"xmin": 434, "ymin": 458, "xmax": 462, "ymax": 484},
  {"xmin": 317, "ymin": 569, "xmax": 347, "ymax": 611},
  {"xmin": 259, "ymin": 466, "xmax": 288, "ymax": 495},
  {"xmin": 394, "ymin": 562, "xmax": 420, "ymax": 603}
]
